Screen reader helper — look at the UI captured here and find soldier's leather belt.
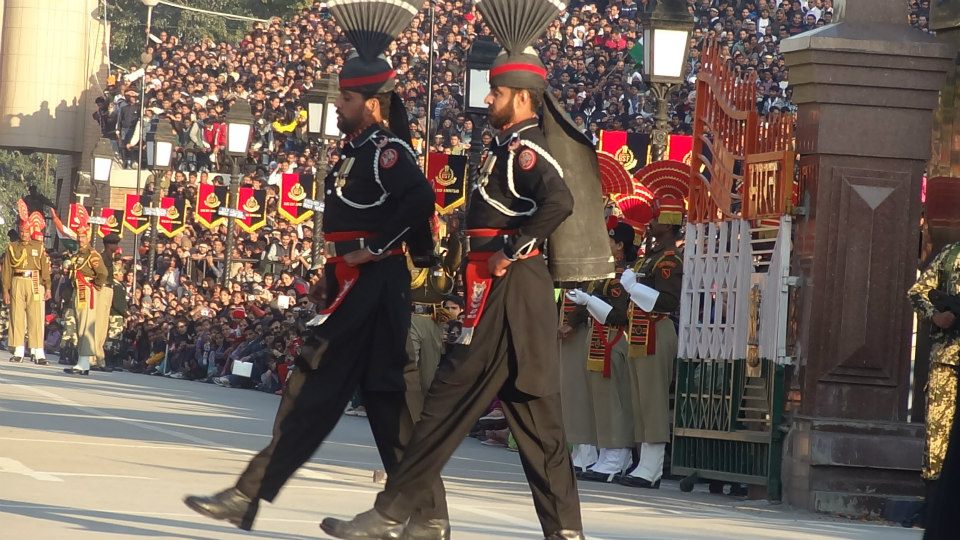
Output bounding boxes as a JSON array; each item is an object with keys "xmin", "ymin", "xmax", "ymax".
[
  {"xmin": 13, "ymin": 271, "xmax": 35, "ymax": 278},
  {"xmin": 465, "ymin": 229, "xmax": 518, "ymax": 253},
  {"xmin": 324, "ymin": 231, "xmax": 375, "ymax": 259}
]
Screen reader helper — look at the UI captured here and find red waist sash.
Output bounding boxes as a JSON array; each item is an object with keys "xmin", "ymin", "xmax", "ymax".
[{"xmin": 310, "ymin": 231, "xmax": 403, "ymax": 326}]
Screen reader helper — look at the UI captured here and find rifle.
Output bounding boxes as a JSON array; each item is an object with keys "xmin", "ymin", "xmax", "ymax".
[{"xmin": 929, "ymin": 290, "xmax": 960, "ymax": 332}]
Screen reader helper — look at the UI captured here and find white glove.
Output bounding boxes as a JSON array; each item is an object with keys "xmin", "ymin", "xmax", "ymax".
[
  {"xmin": 620, "ymin": 268, "xmax": 637, "ymax": 289},
  {"xmin": 566, "ymin": 289, "xmax": 592, "ymax": 306},
  {"xmin": 585, "ymin": 296, "xmax": 614, "ymax": 324},
  {"xmin": 627, "ymin": 282, "xmax": 660, "ymax": 313}
]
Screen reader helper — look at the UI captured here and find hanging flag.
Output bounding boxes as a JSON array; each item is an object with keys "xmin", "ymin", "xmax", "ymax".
[
  {"xmin": 97, "ymin": 208, "xmax": 125, "ymax": 239},
  {"xmin": 598, "ymin": 130, "xmax": 650, "ymax": 173},
  {"xmin": 278, "ymin": 173, "xmax": 315, "ymax": 225},
  {"xmin": 236, "ymin": 187, "xmax": 268, "ymax": 233},
  {"xmin": 667, "ymin": 134, "xmax": 694, "ymax": 165},
  {"xmin": 426, "ymin": 153, "xmax": 468, "ymax": 215},
  {"xmin": 123, "ymin": 193, "xmax": 151, "ymax": 235},
  {"xmin": 195, "ymin": 183, "xmax": 228, "ymax": 230},
  {"xmin": 158, "ymin": 196, "xmax": 187, "ymax": 238}
]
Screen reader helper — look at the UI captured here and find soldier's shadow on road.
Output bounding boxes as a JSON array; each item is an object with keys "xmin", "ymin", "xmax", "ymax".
[{"xmin": 0, "ymin": 499, "xmax": 312, "ymax": 539}]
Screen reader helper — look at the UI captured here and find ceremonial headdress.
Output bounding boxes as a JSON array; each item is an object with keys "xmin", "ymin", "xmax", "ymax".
[
  {"xmin": 68, "ymin": 203, "xmax": 92, "ymax": 239},
  {"xmin": 476, "ymin": 0, "xmax": 563, "ymax": 91},
  {"xmin": 16, "ymin": 199, "xmax": 45, "ymax": 241},
  {"xmin": 328, "ymin": 0, "xmax": 419, "ymax": 144}
]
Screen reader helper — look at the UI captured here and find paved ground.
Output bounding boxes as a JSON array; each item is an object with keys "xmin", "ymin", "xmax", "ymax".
[{"xmin": 0, "ymin": 355, "xmax": 922, "ymax": 540}]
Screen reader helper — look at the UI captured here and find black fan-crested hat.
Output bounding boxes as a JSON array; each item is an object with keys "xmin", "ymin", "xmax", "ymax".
[
  {"xmin": 328, "ymin": 0, "xmax": 421, "ymax": 96},
  {"xmin": 476, "ymin": 0, "xmax": 567, "ymax": 90}
]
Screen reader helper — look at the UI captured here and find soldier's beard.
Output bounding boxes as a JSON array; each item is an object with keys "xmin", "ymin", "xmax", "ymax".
[{"xmin": 488, "ymin": 100, "xmax": 516, "ymax": 131}]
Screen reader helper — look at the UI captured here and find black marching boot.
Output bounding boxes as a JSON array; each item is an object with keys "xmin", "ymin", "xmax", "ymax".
[
  {"xmin": 320, "ymin": 509, "xmax": 405, "ymax": 539},
  {"xmin": 183, "ymin": 487, "xmax": 259, "ymax": 531}
]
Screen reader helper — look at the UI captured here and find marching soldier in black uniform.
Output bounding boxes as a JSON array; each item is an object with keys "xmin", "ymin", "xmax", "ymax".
[
  {"xmin": 322, "ymin": 1, "xmax": 607, "ymax": 539},
  {"xmin": 184, "ymin": 1, "xmax": 448, "ymax": 537}
]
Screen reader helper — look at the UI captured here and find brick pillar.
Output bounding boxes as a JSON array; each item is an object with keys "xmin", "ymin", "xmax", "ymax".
[{"xmin": 780, "ymin": 0, "xmax": 953, "ymax": 517}]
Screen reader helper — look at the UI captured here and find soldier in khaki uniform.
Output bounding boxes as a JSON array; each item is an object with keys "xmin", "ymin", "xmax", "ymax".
[
  {"xmin": 558, "ymin": 290, "xmax": 597, "ymax": 473},
  {"xmin": 2, "ymin": 203, "xmax": 51, "ymax": 364},
  {"xmin": 617, "ymin": 196, "xmax": 684, "ymax": 489},
  {"xmin": 565, "ymin": 219, "xmax": 638, "ymax": 483},
  {"xmin": 908, "ymin": 242, "xmax": 960, "ymax": 491},
  {"xmin": 92, "ymin": 233, "xmax": 121, "ymax": 371},
  {"xmin": 63, "ymin": 206, "xmax": 107, "ymax": 376}
]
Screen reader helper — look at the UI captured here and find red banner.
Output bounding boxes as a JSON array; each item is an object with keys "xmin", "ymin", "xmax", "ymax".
[
  {"xmin": 158, "ymin": 196, "xmax": 188, "ymax": 238},
  {"xmin": 598, "ymin": 130, "xmax": 650, "ymax": 173},
  {"xmin": 97, "ymin": 208, "xmax": 125, "ymax": 239},
  {"xmin": 123, "ymin": 193, "xmax": 150, "ymax": 235},
  {"xmin": 195, "ymin": 183, "xmax": 228, "ymax": 230},
  {"xmin": 667, "ymin": 134, "xmax": 694, "ymax": 165},
  {"xmin": 426, "ymin": 153, "xmax": 467, "ymax": 215},
  {"xmin": 278, "ymin": 173, "xmax": 315, "ymax": 225},
  {"xmin": 236, "ymin": 187, "xmax": 268, "ymax": 233}
]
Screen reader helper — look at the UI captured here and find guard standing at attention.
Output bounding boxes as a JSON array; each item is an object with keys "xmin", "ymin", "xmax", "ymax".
[
  {"xmin": 321, "ymin": 1, "xmax": 612, "ymax": 538},
  {"xmin": 2, "ymin": 200, "xmax": 51, "ymax": 364},
  {"xmin": 617, "ymin": 195, "xmax": 684, "ymax": 489},
  {"xmin": 566, "ymin": 219, "xmax": 639, "ymax": 483},
  {"xmin": 63, "ymin": 205, "xmax": 107, "ymax": 376},
  {"xmin": 183, "ymin": 1, "xmax": 448, "ymax": 537}
]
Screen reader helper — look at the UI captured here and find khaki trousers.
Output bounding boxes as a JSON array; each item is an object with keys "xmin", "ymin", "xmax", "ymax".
[
  {"xmin": 76, "ymin": 290, "xmax": 97, "ymax": 360},
  {"xmin": 93, "ymin": 287, "xmax": 114, "ymax": 365},
  {"xmin": 9, "ymin": 276, "xmax": 44, "ymax": 352}
]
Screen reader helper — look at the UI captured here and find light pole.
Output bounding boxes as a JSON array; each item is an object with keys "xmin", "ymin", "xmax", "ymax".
[
  {"xmin": 304, "ymin": 74, "xmax": 340, "ymax": 270},
  {"xmin": 640, "ymin": 1, "xmax": 693, "ymax": 161},
  {"xmin": 144, "ymin": 120, "xmax": 175, "ymax": 280},
  {"xmin": 90, "ymin": 137, "xmax": 115, "ymax": 251},
  {"xmin": 463, "ymin": 37, "xmax": 501, "ymax": 171},
  {"xmin": 135, "ymin": 0, "xmax": 161, "ymax": 189},
  {"xmin": 222, "ymin": 100, "xmax": 254, "ymax": 286}
]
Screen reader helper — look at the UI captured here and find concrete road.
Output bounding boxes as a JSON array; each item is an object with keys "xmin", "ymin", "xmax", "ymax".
[{"xmin": 0, "ymin": 357, "xmax": 922, "ymax": 540}]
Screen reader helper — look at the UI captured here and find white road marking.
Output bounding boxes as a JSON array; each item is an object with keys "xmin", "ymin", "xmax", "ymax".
[{"xmin": 0, "ymin": 457, "xmax": 63, "ymax": 482}]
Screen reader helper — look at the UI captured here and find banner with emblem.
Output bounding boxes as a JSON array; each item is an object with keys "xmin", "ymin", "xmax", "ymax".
[
  {"xmin": 236, "ymin": 187, "xmax": 268, "ymax": 233},
  {"xmin": 97, "ymin": 208, "xmax": 125, "ymax": 239},
  {"xmin": 123, "ymin": 193, "xmax": 151, "ymax": 234},
  {"xmin": 598, "ymin": 130, "xmax": 651, "ymax": 174},
  {"xmin": 278, "ymin": 173, "xmax": 315, "ymax": 225},
  {"xmin": 158, "ymin": 196, "xmax": 188, "ymax": 238},
  {"xmin": 195, "ymin": 183, "xmax": 228, "ymax": 230},
  {"xmin": 667, "ymin": 134, "xmax": 694, "ymax": 165},
  {"xmin": 426, "ymin": 153, "xmax": 468, "ymax": 215}
]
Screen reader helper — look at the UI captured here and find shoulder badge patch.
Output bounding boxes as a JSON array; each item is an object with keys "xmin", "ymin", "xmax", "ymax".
[
  {"xmin": 379, "ymin": 148, "xmax": 399, "ymax": 169},
  {"xmin": 518, "ymin": 148, "xmax": 537, "ymax": 171},
  {"xmin": 611, "ymin": 285, "xmax": 623, "ymax": 298}
]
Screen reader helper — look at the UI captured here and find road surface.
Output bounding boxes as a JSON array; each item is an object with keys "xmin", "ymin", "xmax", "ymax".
[{"xmin": 0, "ymin": 356, "xmax": 922, "ymax": 540}]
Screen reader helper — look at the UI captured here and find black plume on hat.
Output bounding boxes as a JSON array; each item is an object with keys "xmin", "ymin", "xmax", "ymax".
[
  {"xmin": 328, "ymin": 0, "xmax": 420, "ymax": 96},
  {"xmin": 477, "ymin": 0, "xmax": 565, "ymax": 54},
  {"xmin": 476, "ymin": 0, "xmax": 568, "ymax": 89}
]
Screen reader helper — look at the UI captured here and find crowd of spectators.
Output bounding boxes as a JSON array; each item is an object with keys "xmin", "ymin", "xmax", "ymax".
[{"xmin": 74, "ymin": 0, "xmax": 874, "ymax": 391}]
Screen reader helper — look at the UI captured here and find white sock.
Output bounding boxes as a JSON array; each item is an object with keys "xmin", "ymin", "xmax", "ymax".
[
  {"xmin": 76, "ymin": 356, "xmax": 91, "ymax": 371},
  {"xmin": 629, "ymin": 442, "xmax": 666, "ymax": 481},
  {"xmin": 13, "ymin": 346, "xmax": 25, "ymax": 358},
  {"xmin": 589, "ymin": 448, "xmax": 632, "ymax": 474},
  {"xmin": 571, "ymin": 444, "xmax": 598, "ymax": 469},
  {"xmin": 31, "ymin": 348, "xmax": 45, "ymax": 360}
]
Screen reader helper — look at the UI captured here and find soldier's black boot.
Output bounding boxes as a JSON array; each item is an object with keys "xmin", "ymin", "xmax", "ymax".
[
  {"xmin": 183, "ymin": 487, "xmax": 259, "ymax": 531},
  {"xmin": 400, "ymin": 518, "xmax": 451, "ymax": 540},
  {"xmin": 545, "ymin": 530, "xmax": 585, "ymax": 540},
  {"xmin": 9, "ymin": 356, "xmax": 22, "ymax": 363},
  {"xmin": 320, "ymin": 509, "xmax": 404, "ymax": 539}
]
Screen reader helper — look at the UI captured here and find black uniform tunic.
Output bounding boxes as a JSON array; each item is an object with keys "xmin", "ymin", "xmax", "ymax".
[
  {"xmin": 235, "ymin": 125, "xmax": 447, "ymax": 521},
  {"xmin": 374, "ymin": 118, "xmax": 584, "ymax": 536}
]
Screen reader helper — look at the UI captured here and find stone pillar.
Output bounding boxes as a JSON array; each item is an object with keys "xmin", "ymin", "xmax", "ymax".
[{"xmin": 780, "ymin": 0, "xmax": 953, "ymax": 517}]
